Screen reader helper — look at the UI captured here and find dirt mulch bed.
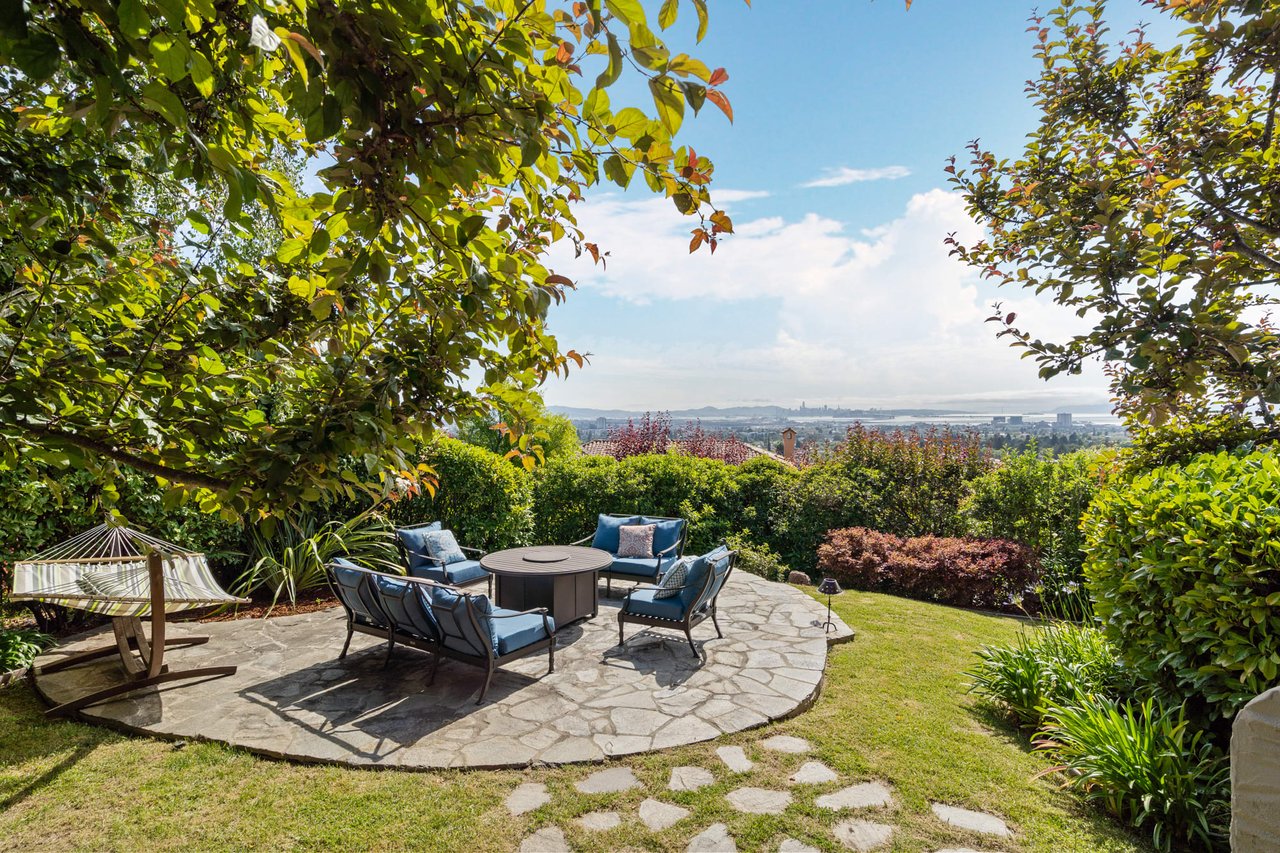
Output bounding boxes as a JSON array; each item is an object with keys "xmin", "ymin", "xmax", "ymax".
[{"xmin": 186, "ymin": 589, "xmax": 339, "ymax": 623}]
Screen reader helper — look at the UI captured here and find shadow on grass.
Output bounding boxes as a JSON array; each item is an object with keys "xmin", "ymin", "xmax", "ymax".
[{"xmin": 0, "ymin": 685, "xmax": 108, "ymax": 811}]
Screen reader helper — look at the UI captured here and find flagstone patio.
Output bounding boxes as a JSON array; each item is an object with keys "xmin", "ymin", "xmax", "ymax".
[{"xmin": 30, "ymin": 572, "xmax": 852, "ymax": 769}]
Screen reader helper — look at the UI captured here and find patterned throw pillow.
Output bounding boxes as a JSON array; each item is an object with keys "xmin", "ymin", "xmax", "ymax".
[
  {"xmin": 422, "ymin": 529, "xmax": 466, "ymax": 565},
  {"xmin": 654, "ymin": 557, "xmax": 692, "ymax": 599},
  {"xmin": 616, "ymin": 524, "xmax": 656, "ymax": 558}
]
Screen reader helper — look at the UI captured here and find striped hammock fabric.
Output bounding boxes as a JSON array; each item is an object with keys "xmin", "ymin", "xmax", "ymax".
[{"xmin": 11, "ymin": 522, "xmax": 247, "ymax": 618}]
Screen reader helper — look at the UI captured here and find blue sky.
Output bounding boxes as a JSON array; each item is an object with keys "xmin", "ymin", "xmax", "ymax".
[{"xmin": 540, "ymin": 0, "xmax": 1171, "ymax": 413}]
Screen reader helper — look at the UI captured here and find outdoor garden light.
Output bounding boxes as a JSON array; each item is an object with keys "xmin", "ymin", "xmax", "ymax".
[{"xmin": 817, "ymin": 577, "xmax": 842, "ymax": 633}]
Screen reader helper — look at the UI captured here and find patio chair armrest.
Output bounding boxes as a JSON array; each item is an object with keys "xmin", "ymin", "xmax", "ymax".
[
  {"xmin": 570, "ymin": 534, "xmax": 593, "ymax": 546},
  {"xmin": 490, "ymin": 606, "xmax": 554, "ymax": 636},
  {"xmin": 458, "ymin": 546, "xmax": 484, "ymax": 557},
  {"xmin": 415, "ymin": 553, "xmax": 446, "ymax": 567},
  {"xmin": 656, "ymin": 541, "xmax": 682, "ymax": 558}
]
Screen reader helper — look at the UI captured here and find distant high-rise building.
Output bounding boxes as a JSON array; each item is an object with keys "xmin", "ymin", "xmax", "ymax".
[
  {"xmin": 1056, "ymin": 412, "xmax": 1073, "ymax": 428},
  {"xmin": 1008, "ymin": 415, "xmax": 1024, "ymax": 425},
  {"xmin": 992, "ymin": 416, "xmax": 1006, "ymax": 425}
]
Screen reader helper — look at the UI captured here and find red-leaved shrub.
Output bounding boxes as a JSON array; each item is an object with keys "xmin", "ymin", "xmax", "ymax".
[{"xmin": 817, "ymin": 527, "xmax": 1036, "ymax": 613}]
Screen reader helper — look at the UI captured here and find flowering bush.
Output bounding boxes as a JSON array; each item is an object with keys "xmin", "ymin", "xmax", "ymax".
[{"xmin": 817, "ymin": 526, "xmax": 1036, "ymax": 612}]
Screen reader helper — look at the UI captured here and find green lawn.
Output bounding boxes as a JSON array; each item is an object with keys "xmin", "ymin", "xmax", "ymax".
[{"xmin": 0, "ymin": 590, "xmax": 1148, "ymax": 852}]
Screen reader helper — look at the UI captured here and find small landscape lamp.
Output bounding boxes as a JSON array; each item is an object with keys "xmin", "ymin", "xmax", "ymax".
[{"xmin": 817, "ymin": 577, "xmax": 842, "ymax": 633}]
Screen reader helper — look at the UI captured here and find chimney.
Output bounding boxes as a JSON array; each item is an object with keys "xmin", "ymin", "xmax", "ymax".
[{"xmin": 781, "ymin": 427, "xmax": 797, "ymax": 462}]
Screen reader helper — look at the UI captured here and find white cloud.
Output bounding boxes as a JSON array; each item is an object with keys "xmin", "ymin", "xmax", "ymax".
[
  {"xmin": 544, "ymin": 188, "xmax": 1109, "ymax": 411},
  {"xmin": 802, "ymin": 165, "xmax": 911, "ymax": 188}
]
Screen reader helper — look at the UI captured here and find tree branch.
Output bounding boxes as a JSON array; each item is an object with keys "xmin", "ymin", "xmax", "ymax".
[{"xmin": 18, "ymin": 422, "xmax": 232, "ymax": 492}]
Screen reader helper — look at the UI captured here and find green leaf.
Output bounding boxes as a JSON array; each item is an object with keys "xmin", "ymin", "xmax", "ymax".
[
  {"xmin": 458, "ymin": 214, "xmax": 487, "ymax": 246},
  {"xmin": 692, "ymin": 0, "xmax": 709, "ymax": 42},
  {"xmin": 118, "ymin": 0, "xmax": 152, "ymax": 38},
  {"xmin": 611, "ymin": 107, "xmax": 648, "ymax": 139},
  {"xmin": 603, "ymin": 154, "xmax": 634, "ymax": 188},
  {"xmin": 141, "ymin": 80, "xmax": 187, "ymax": 127},
  {"xmin": 149, "ymin": 33, "xmax": 190, "ymax": 82},
  {"xmin": 9, "ymin": 31, "xmax": 60, "ymax": 81},
  {"xmin": 648, "ymin": 76, "xmax": 684, "ymax": 135},
  {"xmin": 605, "ymin": 0, "xmax": 647, "ymax": 30},
  {"xmin": 595, "ymin": 33, "xmax": 622, "ymax": 90},
  {"xmin": 658, "ymin": 0, "xmax": 679, "ymax": 29},
  {"xmin": 189, "ymin": 48, "xmax": 215, "ymax": 97},
  {"xmin": 668, "ymin": 54, "xmax": 711, "ymax": 81}
]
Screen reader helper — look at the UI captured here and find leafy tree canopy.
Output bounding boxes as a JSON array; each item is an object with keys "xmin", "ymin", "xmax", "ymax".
[
  {"xmin": 0, "ymin": 0, "xmax": 736, "ymax": 520},
  {"xmin": 454, "ymin": 401, "xmax": 579, "ymax": 466},
  {"xmin": 948, "ymin": 0, "xmax": 1280, "ymax": 429}
]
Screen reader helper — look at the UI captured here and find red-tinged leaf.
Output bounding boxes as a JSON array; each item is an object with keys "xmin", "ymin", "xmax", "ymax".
[
  {"xmin": 584, "ymin": 242, "xmax": 600, "ymax": 263},
  {"xmin": 706, "ymin": 89, "xmax": 733, "ymax": 123},
  {"xmin": 710, "ymin": 209, "xmax": 733, "ymax": 234},
  {"xmin": 555, "ymin": 41, "xmax": 574, "ymax": 64},
  {"xmin": 689, "ymin": 230, "xmax": 705, "ymax": 253},
  {"xmin": 708, "ymin": 67, "xmax": 729, "ymax": 86},
  {"xmin": 905, "ymin": 0, "xmax": 912, "ymax": 7},
  {"xmin": 573, "ymin": 1, "xmax": 587, "ymax": 15},
  {"xmin": 709, "ymin": 237, "xmax": 717, "ymax": 254},
  {"xmin": 1005, "ymin": 312, "xmax": 1017, "ymax": 324},
  {"xmin": 287, "ymin": 32, "xmax": 325, "ymax": 66},
  {"xmin": 546, "ymin": 273, "xmax": 575, "ymax": 287}
]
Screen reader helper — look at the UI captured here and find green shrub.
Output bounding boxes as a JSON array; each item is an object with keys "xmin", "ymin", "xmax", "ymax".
[
  {"xmin": 388, "ymin": 437, "xmax": 534, "ymax": 550},
  {"xmin": 1036, "ymin": 696, "xmax": 1229, "ymax": 852},
  {"xmin": 0, "ymin": 627, "xmax": 53, "ymax": 671},
  {"xmin": 1083, "ymin": 449, "xmax": 1280, "ymax": 725},
  {"xmin": 1121, "ymin": 412, "xmax": 1272, "ymax": 475},
  {"xmin": 235, "ymin": 508, "xmax": 400, "ymax": 607},
  {"xmin": 968, "ymin": 622, "xmax": 1127, "ymax": 727},
  {"xmin": 724, "ymin": 533, "xmax": 788, "ymax": 582},
  {"xmin": 964, "ymin": 447, "xmax": 1111, "ymax": 616}
]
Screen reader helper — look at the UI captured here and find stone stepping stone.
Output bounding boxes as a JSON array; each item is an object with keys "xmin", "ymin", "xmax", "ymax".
[
  {"xmin": 815, "ymin": 781, "xmax": 894, "ymax": 810},
  {"xmin": 576, "ymin": 811, "xmax": 621, "ymax": 831},
  {"xmin": 688, "ymin": 823, "xmax": 737, "ymax": 852},
  {"xmin": 669, "ymin": 765, "xmax": 716, "ymax": 791},
  {"xmin": 726, "ymin": 786, "xmax": 792, "ymax": 814},
  {"xmin": 833, "ymin": 819, "xmax": 893, "ymax": 851},
  {"xmin": 930, "ymin": 803, "xmax": 1012, "ymax": 837},
  {"xmin": 639, "ymin": 798, "xmax": 690, "ymax": 831},
  {"xmin": 520, "ymin": 826, "xmax": 570, "ymax": 853},
  {"xmin": 759, "ymin": 735, "xmax": 811, "ymax": 754},
  {"xmin": 779, "ymin": 840, "xmax": 821, "ymax": 852},
  {"xmin": 716, "ymin": 745, "xmax": 754, "ymax": 773},
  {"xmin": 575, "ymin": 766, "xmax": 641, "ymax": 794},
  {"xmin": 787, "ymin": 761, "xmax": 838, "ymax": 785},
  {"xmin": 507, "ymin": 782, "xmax": 551, "ymax": 816}
]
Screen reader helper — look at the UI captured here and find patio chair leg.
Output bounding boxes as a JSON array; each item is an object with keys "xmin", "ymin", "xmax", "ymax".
[
  {"xmin": 712, "ymin": 606, "xmax": 723, "ymax": 639},
  {"xmin": 427, "ymin": 648, "xmax": 441, "ymax": 685},
  {"xmin": 548, "ymin": 641, "xmax": 555, "ymax": 674},
  {"xmin": 384, "ymin": 632, "xmax": 396, "ymax": 667},
  {"xmin": 477, "ymin": 663, "xmax": 495, "ymax": 705},
  {"xmin": 617, "ymin": 615, "xmax": 626, "ymax": 647},
  {"xmin": 340, "ymin": 621, "xmax": 354, "ymax": 659},
  {"xmin": 684, "ymin": 626, "xmax": 698, "ymax": 657}
]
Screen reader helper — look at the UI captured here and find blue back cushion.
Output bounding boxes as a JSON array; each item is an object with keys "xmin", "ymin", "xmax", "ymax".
[
  {"xmin": 423, "ymin": 583, "xmax": 495, "ymax": 657},
  {"xmin": 396, "ymin": 522, "xmax": 442, "ymax": 572},
  {"xmin": 691, "ymin": 546, "xmax": 733, "ymax": 612},
  {"xmin": 641, "ymin": 516, "xmax": 686, "ymax": 555},
  {"xmin": 420, "ymin": 529, "xmax": 466, "ymax": 565},
  {"xmin": 592, "ymin": 514, "xmax": 641, "ymax": 552},
  {"xmin": 374, "ymin": 574, "xmax": 440, "ymax": 641},
  {"xmin": 330, "ymin": 559, "xmax": 386, "ymax": 626},
  {"xmin": 680, "ymin": 545, "xmax": 730, "ymax": 610}
]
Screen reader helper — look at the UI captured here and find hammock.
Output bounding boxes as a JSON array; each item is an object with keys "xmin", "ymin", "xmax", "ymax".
[{"xmin": 12, "ymin": 521, "xmax": 249, "ymax": 717}]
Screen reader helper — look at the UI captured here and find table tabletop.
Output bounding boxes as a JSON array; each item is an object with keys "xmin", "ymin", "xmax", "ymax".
[{"xmin": 480, "ymin": 545, "xmax": 612, "ymax": 577}]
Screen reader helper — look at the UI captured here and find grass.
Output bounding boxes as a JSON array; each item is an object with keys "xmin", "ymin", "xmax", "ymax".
[{"xmin": 0, "ymin": 590, "xmax": 1149, "ymax": 852}]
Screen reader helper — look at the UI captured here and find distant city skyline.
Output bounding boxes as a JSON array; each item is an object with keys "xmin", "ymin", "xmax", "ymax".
[{"xmin": 536, "ymin": 0, "xmax": 1171, "ymax": 414}]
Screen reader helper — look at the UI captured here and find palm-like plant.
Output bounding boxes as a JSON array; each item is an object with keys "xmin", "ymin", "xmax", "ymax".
[{"xmin": 235, "ymin": 508, "xmax": 400, "ymax": 608}]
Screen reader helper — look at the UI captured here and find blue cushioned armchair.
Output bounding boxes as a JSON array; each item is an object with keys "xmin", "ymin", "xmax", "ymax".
[
  {"xmin": 573, "ymin": 513, "xmax": 688, "ymax": 595},
  {"xmin": 395, "ymin": 521, "xmax": 492, "ymax": 594},
  {"xmin": 326, "ymin": 559, "xmax": 554, "ymax": 703},
  {"xmin": 617, "ymin": 545, "xmax": 736, "ymax": 656}
]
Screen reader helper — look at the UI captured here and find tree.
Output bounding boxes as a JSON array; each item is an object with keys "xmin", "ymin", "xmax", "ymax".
[
  {"xmin": 455, "ymin": 404, "xmax": 580, "ymax": 465},
  {"xmin": 947, "ymin": 0, "xmax": 1280, "ymax": 429},
  {"xmin": 0, "ymin": 0, "xmax": 737, "ymax": 520}
]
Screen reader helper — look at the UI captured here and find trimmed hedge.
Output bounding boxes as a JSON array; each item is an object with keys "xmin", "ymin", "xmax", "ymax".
[
  {"xmin": 1084, "ymin": 449, "xmax": 1280, "ymax": 725},
  {"xmin": 817, "ymin": 526, "xmax": 1036, "ymax": 612}
]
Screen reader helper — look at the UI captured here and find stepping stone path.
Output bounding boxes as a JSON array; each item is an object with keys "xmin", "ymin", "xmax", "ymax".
[
  {"xmin": 639, "ymin": 798, "xmax": 690, "ymax": 831},
  {"xmin": 716, "ymin": 745, "xmax": 753, "ymax": 773},
  {"xmin": 576, "ymin": 811, "xmax": 621, "ymax": 831},
  {"xmin": 507, "ymin": 782, "xmax": 551, "ymax": 816},
  {"xmin": 930, "ymin": 803, "xmax": 1012, "ymax": 838},
  {"xmin": 669, "ymin": 766, "xmax": 716, "ymax": 791},
  {"xmin": 788, "ymin": 761, "xmax": 838, "ymax": 785},
  {"xmin": 727, "ymin": 786, "xmax": 793, "ymax": 814},
  {"xmin": 779, "ymin": 840, "xmax": 821, "ymax": 852},
  {"xmin": 519, "ymin": 826, "xmax": 570, "ymax": 853},
  {"xmin": 688, "ymin": 823, "xmax": 737, "ymax": 852},
  {"xmin": 760, "ymin": 735, "xmax": 811, "ymax": 754},
  {"xmin": 575, "ymin": 766, "xmax": 640, "ymax": 794},
  {"xmin": 833, "ymin": 819, "xmax": 894, "ymax": 852},
  {"xmin": 816, "ymin": 781, "xmax": 894, "ymax": 810}
]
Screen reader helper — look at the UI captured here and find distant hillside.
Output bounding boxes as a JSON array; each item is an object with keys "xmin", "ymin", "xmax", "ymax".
[{"xmin": 549, "ymin": 405, "xmax": 965, "ymax": 420}]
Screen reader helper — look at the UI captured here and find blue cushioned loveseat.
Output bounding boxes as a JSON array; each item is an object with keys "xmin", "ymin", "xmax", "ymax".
[
  {"xmin": 326, "ymin": 559, "xmax": 554, "ymax": 703},
  {"xmin": 395, "ymin": 521, "xmax": 491, "ymax": 593},
  {"xmin": 617, "ymin": 544, "xmax": 735, "ymax": 656},
  {"xmin": 572, "ymin": 513, "xmax": 688, "ymax": 594}
]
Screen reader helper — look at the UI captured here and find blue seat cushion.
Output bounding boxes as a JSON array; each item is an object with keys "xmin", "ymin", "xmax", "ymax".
[
  {"xmin": 492, "ymin": 608, "xmax": 554, "ymax": 655},
  {"xmin": 641, "ymin": 516, "xmax": 686, "ymax": 555},
  {"xmin": 608, "ymin": 555, "xmax": 675, "ymax": 579},
  {"xmin": 374, "ymin": 574, "xmax": 439, "ymax": 641},
  {"xmin": 397, "ymin": 522, "xmax": 442, "ymax": 573},
  {"xmin": 622, "ymin": 588, "xmax": 688, "ymax": 621},
  {"xmin": 591, "ymin": 514, "xmax": 641, "ymax": 553},
  {"xmin": 442, "ymin": 559, "xmax": 488, "ymax": 586}
]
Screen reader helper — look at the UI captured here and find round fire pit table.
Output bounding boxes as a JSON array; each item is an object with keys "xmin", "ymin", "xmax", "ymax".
[{"xmin": 480, "ymin": 546, "xmax": 612, "ymax": 629}]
